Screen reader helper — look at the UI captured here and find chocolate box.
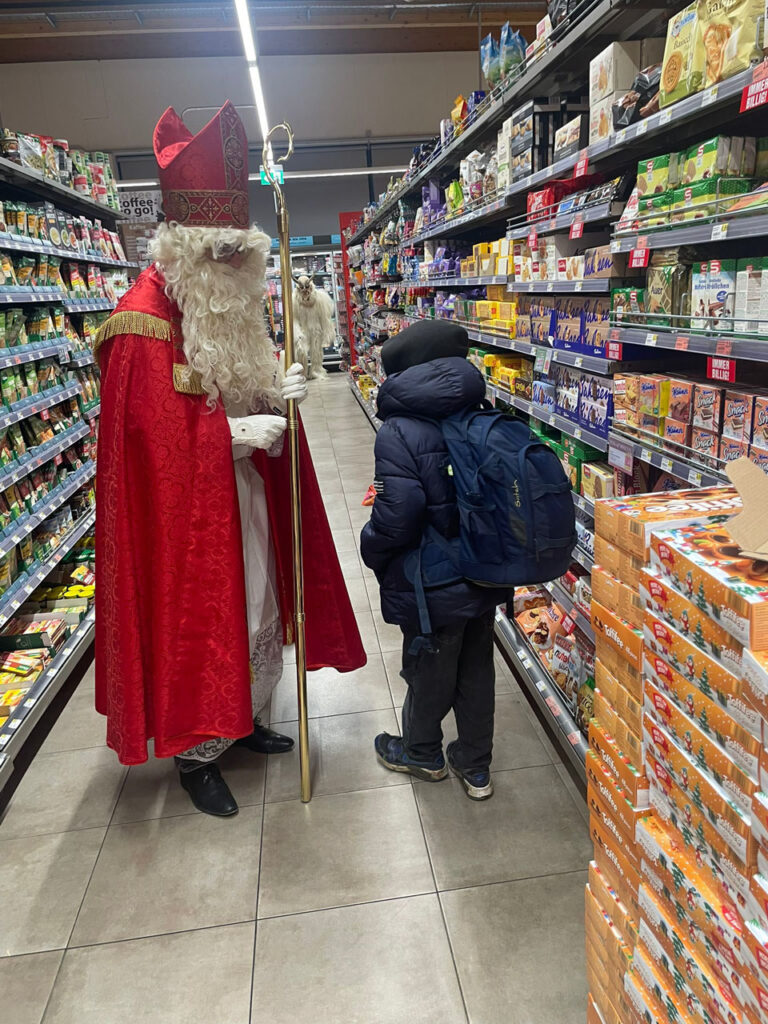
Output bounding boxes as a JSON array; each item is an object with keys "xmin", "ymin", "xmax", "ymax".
[
  {"xmin": 650, "ymin": 520, "xmax": 768, "ymax": 649},
  {"xmin": 719, "ymin": 437, "xmax": 749, "ymax": 464},
  {"xmin": 667, "ymin": 378, "xmax": 695, "ymax": 424},
  {"xmin": 589, "ymin": 718, "xmax": 649, "ymax": 807},
  {"xmin": 690, "ymin": 427, "xmax": 718, "ymax": 466},
  {"xmin": 693, "ymin": 384, "xmax": 722, "ymax": 432},
  {"xmin": 594, "ymin": 534, "xmax": 645, "ymax": 590},
  {"xmin": 753, "ymin": 395, "xmax": 768, "ymax": 449},
  {"xmin": 595, "ymin": 635, "xmax": 643, "ymax": 701},
  {"xmin": 722, "ymin": 389, "xmax": 755, "ymax": 443},
  {"xmin": 592, "ymin": 600, "xmax": 643, "ymax": 671},
  {"xmin": 579, "ymin": 372, "xmax": 613, "ymax": 438}
]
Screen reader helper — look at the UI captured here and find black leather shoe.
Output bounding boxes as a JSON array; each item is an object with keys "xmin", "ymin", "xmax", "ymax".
[
  {"xmin": 235, "ymin": 718, "xmax": 294, "ymax": 754},
  {"xmin": 178, "ymin": 762, "xmax": 239, "ymax": 817}
]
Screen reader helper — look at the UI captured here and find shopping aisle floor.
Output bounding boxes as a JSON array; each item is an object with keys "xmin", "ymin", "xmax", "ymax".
[{"xmin": 0, "ymin": 375, "xmax": 591, "ymax": 1024}]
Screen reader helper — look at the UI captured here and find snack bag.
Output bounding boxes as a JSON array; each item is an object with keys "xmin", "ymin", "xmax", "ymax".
[
  {"xmin": 481, "ymin": 34, "xmax": 501, "ymax": 88},
  {"xmin": 697, "ymin": 0, "xmax": 764, "ymax": 86},
  {"xmin": 451, "ymin": 95, "xmax": 468, "ymax": 136},
  {"xmin": 660, "ymin": 2, "xmax": 706, "ymax": 107},
  {"xmin": 500, "ymin": 22, "xmax": 526, "ymax": 78}
]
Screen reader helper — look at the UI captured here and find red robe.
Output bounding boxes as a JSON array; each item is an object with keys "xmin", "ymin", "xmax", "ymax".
[{"xmin": 95, "ymin": 267, "xmax": 366, "ymax": 765}]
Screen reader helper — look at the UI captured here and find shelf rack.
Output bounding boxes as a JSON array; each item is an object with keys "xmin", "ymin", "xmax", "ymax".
[
  {"xmin": 0, "ymin": 232, "xmax": 138, "ymax": 270},
  {"xmin": 487, "ymin": 381, "xmax": 609, "ymax": 452},
  {"xmin": 0, "ymin": 155, "xmax": 123, "ymax": 223}
]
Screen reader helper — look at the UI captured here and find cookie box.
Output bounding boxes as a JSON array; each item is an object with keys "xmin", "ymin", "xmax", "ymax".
[
  {"xmin": 667, "ymin": 378, "xmax": 695, "ymax": 423},
  {"xmin": 589, "ymin": 40, "xmax": 641, "ymax": 105},
  {"xmin": 596, "ymin": 634, "xmax": 643, "ymax": 701},
  {"xmin": 591, "ymin": 804, "xmax": 644, "ymax": 902},
  {"xmin": 589, "ymin": 861, "xmax": 638, "ymax": 951},
  {"xmin": 593, "ymin": 565, "xmax": 644, "ymax": 629},
  {"xmin": 741, "ymin": 648, "xmax": 768, "ymax": 733},
  {"xmin": 623, "ymin": 969, "xmax": 666, "ymax": 1024},
  {"xmin": 644, "ymin": 679, "xmax": 757, "ymax": 813},
  {"xmin": 589, "ymin": 718, "xmax": 648, "ymax": 806},
  {"xmin": 650, "ymin": 521, "xmax": 768, "ymax": 649},
  {"xmin": 636, "ymin": 153, "xmax": 673, "ymax": 197},
  {"xmin": 690, "ymin": 427, "xmax": 719, "ymax": 466},
  {"xmin": 589, "ymin": 92, "xmax": 623, "ymax": 145},
  {"xmin": 589, "ymin": 768, "xmax": 642, "ymax": 871},
  {"xmin": 585, "ymin": 882, "xmax": 632, "ymax": 985},
  {"xmin": 594, "ymin": 486, "xmax": 740, "ymax": 560},
  {"xmin": 644, "ymin": 651, "xmax": 759, "ymax": 771},
  {"xmin": 749, "ymin": 444, "xmax": 768, "ymax": 473},
  {"xmin": 581, "ymin": 462, "xmax": 614, "ymax": 500},
  {"xmin": 719, "ymin": 437, "xmax": 749, "ymax": 464},
  {"xmin": 753, "ymin": 397, "xmax": 768, "ymax": 450},
  {"xmin": 594, "ymin": 689, "xmax": 642, "ymax": 771},
  {"xmin": 693, "ymin": 384, "xmax": 723, "ymax": 432},
  {"xmin": 586, "ymin": 749, "xmax": 646, "ymax": 845},
  {"xmin": 635, "ymin": 932, "xmax": 719, "ymax": 1024},
  {"xmin": 662, "ymin": 418, "xmax": 690, "ymax": 447},
  {"xmin": 592, "ymin": 600, "xmax": 643, "ymax": 670},
  {"xmin": 723, "ymin": 389, "xmax": 756, "ymax": 443},
  {"xmin": 640, "ymin": 567, "xmax": 743, "ymax": 671},
  {"xmin": 643, "ymin": 712, "xmax": 752, "ymax": 861}
]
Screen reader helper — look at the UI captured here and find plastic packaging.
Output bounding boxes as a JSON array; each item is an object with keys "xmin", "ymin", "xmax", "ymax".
[{"xmin": 481, "ymin": 34, "xmax": 501, "ymax": 88}]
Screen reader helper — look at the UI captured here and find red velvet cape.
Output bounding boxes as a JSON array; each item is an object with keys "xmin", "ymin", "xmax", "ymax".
[{"xmin": 95, "ymin": 267, "xmax": 366, "ymax": 765}]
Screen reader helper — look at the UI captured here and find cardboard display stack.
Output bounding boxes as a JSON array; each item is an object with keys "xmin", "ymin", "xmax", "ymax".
[{"xmin": 581, "ymin": 484, "xmax": 768, "ymax": 1024}]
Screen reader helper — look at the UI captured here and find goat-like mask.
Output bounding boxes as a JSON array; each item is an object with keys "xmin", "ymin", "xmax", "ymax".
[{"xmin": 294, "ymin": 274, "xmax": 316, "ymax": 305}]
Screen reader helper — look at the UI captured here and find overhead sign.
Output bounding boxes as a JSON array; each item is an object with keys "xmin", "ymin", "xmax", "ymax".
[
  {"xmin": 259, "ymin": 164, "xmax": 284, "ymax": 185},
  {"xmin": 118, "ymin": 189, "xmax": 162, "ymax": 223}
]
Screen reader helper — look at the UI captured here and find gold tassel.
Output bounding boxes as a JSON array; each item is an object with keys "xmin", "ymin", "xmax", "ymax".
[
  {"xmin": 94, "ymin": 311, "xmax": 172, "ymax": 353},
  {"xmin": 172, "ymin": 363, "xmax": 205, "ymax": 395}
]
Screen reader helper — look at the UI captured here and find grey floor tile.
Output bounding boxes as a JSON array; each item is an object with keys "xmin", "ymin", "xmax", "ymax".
[
  {"xmin": 355, "ymin": 607, "xmax": 382, "ymax": 655},
  {"xmin": 251, "ymin": 895, "xmax": 466, "ymax": 1024},
  {"xmin": 44, "ymin": 923, "xmax": 254, "ymax": 1024},
  {"xmin": 441, "ymin": 694, "xmax": 553, "ymax": 772},
  {"xmin": 382, "ymin": 649, "xmax": 407, "ymax": 706},
  {"xmin": 265, "ymin": 708, "xmax": 406, "ymax": 803},
  {"xmin": 343, "ymin": 577, "xmax": 370, "ymax": 613},
  {"xmin": 493, "ymin": 651, "xmax": 516, "ymax": 694},
  {"xmin": 0, "ymin": 828, "xmax": 105, "ymax": 956},
  {"xmin": 372, "ymin": 609, "xmax": 403, "ymax": 653},
  {"xmin": 39, "ymin": 690, "xmax": 106, "ymax": 754},
  {"xmin": 258, "ymin": 786, "xmax": 434, "ymax": 918},
  {"xmin": 337, "ymin": 548, "xmax": 364, "ymax": 580},
  {"xmin": 331, "ymin": 528, "xmax": 360, "ymax": 553},
  {"xmin": 555, "ymin": 762, "xmax": 589, "ymax": 826},
  {"xmin": 0, "ymin": 949, "xmax": 63, "ymax": 1023},
  {"xmin": 348, "ymin": 506, "xmax": 373, "ymax": 531},
  {"xmin": 441, "ymin": 872, "xmax": 588, "ymax": 1024},
  {"xmin": 70, "ymin": 806, "xmax": 262, "ymax": 946},
  {"xmin": 0, "ymin": 747, "xmax": 126, "ymax": 840},
  {"xmin": 112, "ymin": 745, "xmax": 266, "ymax": 825},
  {"xmin": 75, "ymin": 660, "xmax": 95, "ymax": 693},
  {"xmin": 270, "ymin": 654, "xmax": 393, "ymax": 721},
  {"xmin": 414, "ymin": 765, "xmax": 591, "ymax": 891}
]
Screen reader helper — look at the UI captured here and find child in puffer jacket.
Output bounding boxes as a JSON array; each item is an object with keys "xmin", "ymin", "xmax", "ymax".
[{"xmin": 360, "ymin": 320, "xmax": 500, "ymax": 800}]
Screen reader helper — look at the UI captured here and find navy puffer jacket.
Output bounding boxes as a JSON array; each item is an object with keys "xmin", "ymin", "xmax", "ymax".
[{"xmin": 360, "ymin": 356, "xmax": 501, "ymax": 630}]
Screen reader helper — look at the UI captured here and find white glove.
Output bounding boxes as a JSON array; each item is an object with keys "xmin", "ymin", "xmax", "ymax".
[
  {"xmin": 228, "ymin": 414, "xmax": 287, "ymax": 453},
  {"xmin": 281, "ymin": 362, "xmax": 308, "ymax": 404}
]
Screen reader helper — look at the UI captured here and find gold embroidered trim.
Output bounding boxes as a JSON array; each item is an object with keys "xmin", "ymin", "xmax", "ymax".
[
  {"xmin": 94, "ymin": 311, "xmax": 172, "ymax": 353},
  {"xmin": 172, "ymin": 363, "xmax": 205, "ymax": 395}
]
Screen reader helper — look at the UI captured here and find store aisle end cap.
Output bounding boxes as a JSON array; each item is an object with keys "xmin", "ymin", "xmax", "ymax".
[
  {"xmin": 725, "ymin": 457, "xmax": 768, "ymax": 559},
  {"xmin": 153, "ymin": 100, "xmax": 249, "ymax": 228}
]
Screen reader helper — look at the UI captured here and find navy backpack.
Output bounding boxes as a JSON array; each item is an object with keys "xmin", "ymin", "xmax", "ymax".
[{"xmin": 405, "ymin": 403, "xmax": 577, "ymax": 642}]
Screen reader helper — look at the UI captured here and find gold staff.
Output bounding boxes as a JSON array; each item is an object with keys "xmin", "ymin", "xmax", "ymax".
[{"xmin": 262, "ymin": 123, "xmax": 311, "ymax": 803}]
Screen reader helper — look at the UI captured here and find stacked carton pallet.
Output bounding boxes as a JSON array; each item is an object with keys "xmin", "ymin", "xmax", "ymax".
[{"xmin": 584, "ymin": 487, "xmax": 762, "ymax": 1024}]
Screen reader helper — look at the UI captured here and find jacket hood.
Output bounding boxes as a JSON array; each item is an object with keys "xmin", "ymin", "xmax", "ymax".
[{"xmin": 376, "ymin": 357, "xmax": 486, "ymax": 421}]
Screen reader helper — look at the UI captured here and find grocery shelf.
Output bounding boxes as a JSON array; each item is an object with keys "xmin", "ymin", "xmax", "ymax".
[
  {"xmin": 508, "ymin": 199, "xmax": 624, "ymax": 239},
  {"xmin": 408, "ymin": 194, "xmax": 510, "ymax": 245},
  {"xmin": 0, "ymin": 506, "xmax": 95, "ymax": 633},
  {"xmin": 0, "ymin": 461, "xmax": 96, "ymax": 561},
  {"xmin": 572, "ymin": 545, "xmax": 595, "ymax": 574},
  {"xmin": 0, "ymin": 608, "xmax": 95, "ymax": 777},
  {"xmin": 0, "ymin": 287, "xmax": 67, "ymax": 305},
  {"xmin": 506, "ymin": 279, "xmax": 612, "ymax": 294},
  {"xmin": 487, "ymin": 382, "xmax": 609, "ymax": 451},
  {"xmin": 69, "ymin": 350, "xmax": 96, "ymax": 368},
  {"xmin": 613, "ymin": 211, "xmax": 768, "ymax": 253},
  {"xmin": 423, "ymin": 275, "xmax": 508, "ymax": 288},
  {"xmin": 0, "ymin": 420, "xmax": 90, "ymax": 493},
  {"xmin": 0, "ymin": 154, "xmax": 124, "ymax": 222},
  {"xmin": 572, "ymin": 492, "xmax": 595, "ymax": 520},
  {"xmin": 63, "ymin": 298, "xmax": 117, "ymax": 313},
  {"xmin": 545, "ymin": 579, "xmax": 594, "ymax": 642},
  {"xmin": 0, "ymin": 380, "xmax": 81, "ymax": 430},
  {"xmin": 348, "ymin": 376, "xmax": 381, "ymax": 432},
  {"xmin": 83, "ymin": 401, "xmax": 100, "ymax": 420},
  {"xmin": 0, "ymin": 233, "xmax": 138, "ymax": 269},
  {"xmin": 494, "ymin": 608, "xmax": 587, "ymax": 781},
  {"xmin": 607, "ymin": 324, "xmax": 768, "ymax": 362},
  {"xmin": 608, "ymin": 428, "xmax": 727, "ymax": 488},
  {"xmin": 468, "ymin": 327, "xmax": 617, "ymax": 374},
  {"xmin": 0, "ymin": 340, "xmax": 69, "ymax": 369}
]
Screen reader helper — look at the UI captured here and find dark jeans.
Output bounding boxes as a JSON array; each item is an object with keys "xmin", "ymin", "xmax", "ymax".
[{"xmin": 400, "ymin": 610, "xmax": 495, "ymax": 772}]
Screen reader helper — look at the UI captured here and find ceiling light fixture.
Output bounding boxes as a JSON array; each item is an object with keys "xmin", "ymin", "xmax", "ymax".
[
  {"xmin": 233, "ymin": 0, "xmax": 270, "ymax": 141},
  {"xmin": 115, "ymin": 166, "xmax": 409, "ymax": 189}
]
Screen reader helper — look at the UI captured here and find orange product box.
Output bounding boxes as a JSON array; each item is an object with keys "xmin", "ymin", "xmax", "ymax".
[
  {"xmin": 596, "ymin": 635, "xmax": 643, "ymax": 701},
  {"xmin": 742, "ymin": 648, "xmax": 768, "ymax": 736},
  {"xmin": 594, "ymin": 533, "xmax": 646, "ymax": 589},
  {"xmin": 594, "ymin": 487, "xmax": 740, "ymax": 560},
  {"xmin": 743, "ymin": 970, "xmax": 768, "ymax": 1023},
  {"xmin": 751, "ymin": 791, "xmax": 768, "ymax": 854},
  {"xmin": 591, "ymin": 808, "xmax": 644, "ymax": 903},
  {"xmin": 589, "ymin": 860, "xmax": 639, "ymax": 950},
  {"xmin": 636, "ymin": 934, "xmax": 719, "ymax": 1024},
  {"xmin": 636, "ymin": 815, "xmax": 743, "ymax": 968},
  {"xmin": 643, "ymin": 609, "xmax": 753, "ymax": 731},
  {"xmin": 592, "ymin": 600, "xmax": 644, "ymax": 671},
  {"xmin": 644, "ymin": 652, "xmax": 760, "ymax": 781},
  {"xmin": 640, "ymin": 566, "xmax": 743, "ymax": 673},
  {"xmin": 613, "ymin": 715, "xmax": 643, "ymax": 772},
  {"xmin": 744, "ymin": 919, "xmax": 768, "ymax": 985},
  {"xmin": 589, "ymin": 718, "xmax": 649, "ymax": 807},
  {"xmin": 624, "ymin": 964, "xmax": 689, "ymax": 1024},
  {"xmin": 643, "ymin": 713, "xmax": 753, "ymax": 863},
  {"xmin": 594, "ymin": 687, "xmax": 620, "ymax": 738},
  {"xmin": 595, "ymin": 659, "xmax": 619, "ymax": 707},
  {"xmin": 644, "ymin": 679, "xmax": 757, "ymax": 813},
  {"xmin": 589, "ymin": 778, "xmax": 642, "ymax": 874},
  {"xmin": 594, "ymin": 842, "xmax": 641, "ymax": 920},
  {"xmin": 587, "ymin": 993, "xmax": 608, "ymax": 1024},
  {"xmin": 650, "ymin": 521, "xmax": 768, "ymax": 650},
  {"xmin": 593, "ymin": 564, "xmax": 645, "ymax": 629},
  {"xmin": 596, "ymin": 662, "xmax": 642, "ymax": 734}
]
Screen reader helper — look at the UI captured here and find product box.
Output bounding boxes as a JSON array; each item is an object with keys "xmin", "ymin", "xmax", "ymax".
[
  {"xmin": 650, "ymin": 520, "xmax": 768, "ymax": 650},
  {"xmin": 589, "ymin": 718, "xmax": 649, "ymax": 807},
  {"xmin": 692, "ymin": 384, "xmax": 722, "ymax": 432},
  {"xmin": 742, "ymin": 648, "xmax": 768, "ymax": 733},
  {"xmin": 690, "ymin": 262, "xmax": 710, "ymax": 330},
  {"xmin": 690, "ymin": 427, "xmax": 718, "ymax": 465},
  {"xmin": 735, "ymin": 258, "xmax": 768, "ymax": 334},
  {"xmin": 636, "ymin": 153, "xmax": 672, "ymax": 197},
  {"xmin": 749, "ymin": 444, "xmax": 768, "ymax": 473},
  {"xmin": 581, "ymin": 462, "xmax": 614, "ymax": 501},
  {"xmin": 553, "ymin": 115, "xmax": 586, "ymax": 159},
  {"xmin": 596, "ymin": 634, "xmax": 643, "ymax": 702},
  {"xmin": 662, "ymin": 418, "xmax": 690, "ymax": 447},
  {"xmin": 639, "ymin": 567, "xmax": 742, "ymax": 671},
  {"xmin": 589, "ymin": 93, "xmax": 623, "ymax": 145},
  {"xmin": 593, "ymin": 487, "xmax": 739, "ymax": 561},
  {"xmin": 719, "ymin": 437, "xmax": 749, "ymax": 464},
  {"xmin": 593, "ymin": 534, "xmax": 646, "ymax": 590},
  {"xmin": 589, "ymin": 40, "xmax": 641, "ymax": 105},
  {"xmin": 666, "ymin": 378, "xmax": 695, "ymax": 424},
  {"xmin": 638, "ymin": 375, "xmax": 669, "ymax": 418},
  {"xmin": 579, "ymin": 373, "xmax": 613, "ymax": 438},
  {"xmin": 596, "ymin": 664, "xmax": 642, "ymax": 737},
  {"xmin": 586, "ymin": 749, "xmax": 646, "ymax": 842},
  {"xmin": 589, "ymin": 770, "xmax": 642, "ymax": 871},
  {"xmin": 659, "ymin": 3, "xmax": 705, "ymax": 109},
  {"xmin": 591, "ymin": 808, "xmax": 645, "ymax": 909},
  {"xmin": 681, "ymin": 136, "xmax": 731, "ymax": 184},
  {"xmin": 591, "ymin": 600, "xmax": 643, "ymax": 671},
  {"xmin": 722, "ymin": 389, "xmax": 756, "ymax": 443},
  {"xmin": 589, "ymin": 861, "xmax": 638, "ymax": 952},
  {"xmin": 592, "ymin": 565, "xmax": 644, "ymax": 629}
]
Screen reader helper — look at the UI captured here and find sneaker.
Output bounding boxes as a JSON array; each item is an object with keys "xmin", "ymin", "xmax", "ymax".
[
  {"xmin": 374, "ymin": 732, "xmax": 448, "ymax": 782},
  {"xmin": 446, "ymin": 741, "xmax": 494, "ymax": 801}
]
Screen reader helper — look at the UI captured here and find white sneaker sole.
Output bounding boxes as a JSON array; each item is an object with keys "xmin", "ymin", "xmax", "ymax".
[
  {"xmin": 376, "ymin": 752, "xmax": 448, "ymax": 782},
  {"xmin": 449, "ymin": 763, "xmax": 494, "ymax": 800}
]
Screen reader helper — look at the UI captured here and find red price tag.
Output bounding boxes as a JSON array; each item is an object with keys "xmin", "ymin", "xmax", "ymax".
[
  {"xmin": 528, "ymin": 228, "xmax": 538, "ymax": 250},
  {"xmin": 39, "ymin": 408, "xmax": 50, "ymax": 421},
  {"xmin": 567, "ymin": 731, "xmax": 582, "ymax": 746},
  {"xmin": 54, "ymin": 453, "xmax": 63, "ymax": 466},
  {"xmin": 707, "ymin": 356, "xmax": 736, "ymax": 382},
  {"xmin": 574, "ymin": 149, "xmax": 589, "ymax": 179},
  {"xmin": 636, "ymin": 235, "xmax": 649, "ymax": 249},
  {"xmin": 569, "ymin": 217, "xmax": 584, "ymax": 240},
  {"xmin": 562, "ymin": 614, "xmax": 575, "ymax": 635},
  {"xmin": 715, "ymin": 338, "xmax": 733, "ymax": 356},
  {"xmin": 740, "ymin": 59, "xmax": 768, "ymax": 112},
  {"xmin": 606, "ymin": 341, "xmax": 623, "ymax": 360},
  {"xmin": 609, "ymin": 328, "xmax": 621, "ymax": 342},
  {"xmin": 545, "ymin": 696, "xmax": 561, "ymax": 716},
  {"xmin": 675, "ymin": 335, "xmax": 689, "ymax": 351},
  {"xmin": 629, "ymin": 248, "xmax": 650, "ymax": 269}
]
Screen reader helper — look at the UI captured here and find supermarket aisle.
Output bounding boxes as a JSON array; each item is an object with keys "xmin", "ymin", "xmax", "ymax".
[{"xmin": 0, "ymin": 375, "xmax": 591, "ymax": 1024}]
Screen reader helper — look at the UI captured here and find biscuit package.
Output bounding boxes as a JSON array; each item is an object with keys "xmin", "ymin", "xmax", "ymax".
[
  {"xmin": 697, "ymin": 0, "xmax": 765, "ymax": 87},
  {"xmin": 659, "ymin": 3, "xmax": 706, "ymax": 108}
]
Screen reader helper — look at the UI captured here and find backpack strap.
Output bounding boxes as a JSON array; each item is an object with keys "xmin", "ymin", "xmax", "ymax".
[{"xmin": 408, "ymin": 542, "xmax": 438, "ymax": 656}]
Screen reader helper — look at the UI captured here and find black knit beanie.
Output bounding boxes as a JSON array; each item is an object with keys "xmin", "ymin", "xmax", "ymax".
[{"xmin": 381, "ymin": 320, "xmax": 470, "ymax": 375}]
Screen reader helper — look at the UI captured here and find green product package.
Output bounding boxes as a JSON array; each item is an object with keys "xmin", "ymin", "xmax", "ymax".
[
  {"xmin": 660, "ymin": 3, "xmax": 705, "ymax": 108},
  {"xmin": 646, "ymin": 249, "xmax": 691, "ymax": 329},
  {"xmin": 681, "ymin": 136, "xmax": 730, "ymax": 183},
  {"xmin": 611, "ymin": 287, "xmax": 646, "ymax": 325}
]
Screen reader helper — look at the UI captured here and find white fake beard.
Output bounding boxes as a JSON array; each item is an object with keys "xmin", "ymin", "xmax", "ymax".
[{"xmin": 150, "ymin": 222, "xmax": 279, "ymax": 409}]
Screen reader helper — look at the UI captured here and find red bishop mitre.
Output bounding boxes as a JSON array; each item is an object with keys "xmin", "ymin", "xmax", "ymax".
[{"xmin": 153, "ymin": 100, "xmax": 250, "ymax": 228}]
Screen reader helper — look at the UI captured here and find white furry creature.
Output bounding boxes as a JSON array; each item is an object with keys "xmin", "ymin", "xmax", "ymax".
[{"xmin": 292, "ymin": 275, "xmax": 336, "ymax": 379}]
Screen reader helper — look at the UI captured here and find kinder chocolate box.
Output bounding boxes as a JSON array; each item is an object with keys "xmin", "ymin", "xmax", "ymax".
[
  {"xmin": 644, "ymin": 651, "xmax": 759, "ymax": 774},
  {"xmin": 594, "ymin": 487, "xmax": 740, "ymax": 561},
  {"xmin": 650, "ymin": 521, "xmax": 768, "ymax": 650},
  {"xmin": 723, "ymin": 389, "xmax": 756, "ymax": 443},
  {"xmin": 593, "ymin": 565, "xmax": 645, "ymax": 629},
  {"xmin": 592, "ymin": 600, "xmax": 643, "ymax": 671},
  {"xmin": 589, "ymin": 718, "xmax": 649, "ymax": 807},
  {"xmin": 693, "ymin": 384, "xmax": 723, "ymax": 432},
  {"xmin": 719, "ymin": 437, "xmax": 749, "ymax": 464},
  {"xmin": 640, "ymin": 567, "xmax": 743, "ymax": 672}
]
